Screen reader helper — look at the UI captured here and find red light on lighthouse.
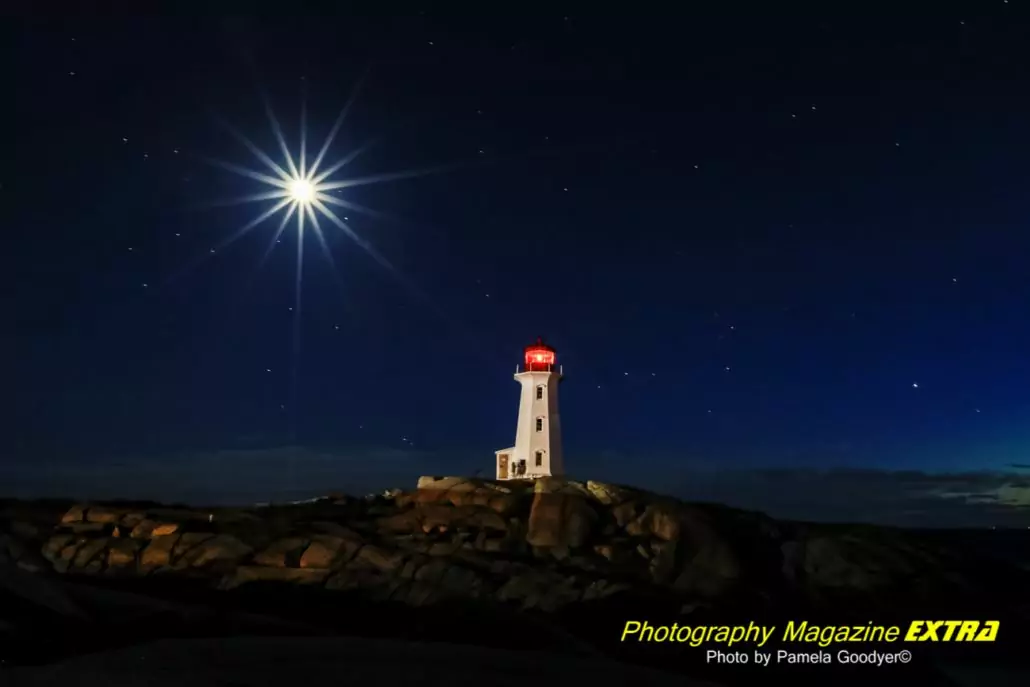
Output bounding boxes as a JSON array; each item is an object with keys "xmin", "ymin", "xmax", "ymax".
[{"xmin": 524, "ymin": 337, "xmax": 556, "ymax": 371}]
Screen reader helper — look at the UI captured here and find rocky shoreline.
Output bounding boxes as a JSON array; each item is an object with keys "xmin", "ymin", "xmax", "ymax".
[{"xmin": 2, "ymin": 476, "xmax": 1029, "ymax": 684}]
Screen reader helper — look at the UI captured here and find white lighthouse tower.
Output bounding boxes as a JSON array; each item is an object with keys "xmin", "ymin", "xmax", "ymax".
[{"xmin": 495, "ymin": 337, "xmax": 565, "ymax": 480}]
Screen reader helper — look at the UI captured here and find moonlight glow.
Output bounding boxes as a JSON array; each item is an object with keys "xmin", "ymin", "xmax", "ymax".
[
  {"xmin": 203, "ymin": 88, "xmax": 436, "ymax": 277},
  {"xmin": 289, "ymin": 178, "xmax": 315, "ymax": 203}
]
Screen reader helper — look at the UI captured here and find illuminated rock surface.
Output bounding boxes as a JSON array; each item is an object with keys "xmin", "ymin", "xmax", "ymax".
[{"xmin": 1, "ymin": 479, "xmax": 1028, "ymax": 685}]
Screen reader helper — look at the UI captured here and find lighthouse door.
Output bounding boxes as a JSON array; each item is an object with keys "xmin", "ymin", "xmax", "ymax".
[{"xmin": 498, "ymin": 454, "xmax": 509, "ymax": 479}]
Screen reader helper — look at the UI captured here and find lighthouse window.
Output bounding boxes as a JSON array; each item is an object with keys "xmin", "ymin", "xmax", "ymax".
[
  {"xmin": 535, "ymin": 418, "xmax": 543, "ymax": 432},
  {"xmin": 536, "ymin": 385, "xmax": 544, "ymax": 400},
  {"xmin": 535, "ymin": 451, "xmax": 543, "ymax": 467}
]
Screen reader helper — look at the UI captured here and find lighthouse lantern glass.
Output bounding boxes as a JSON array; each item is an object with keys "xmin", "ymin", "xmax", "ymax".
[{"xmin": 525, "ymin": 349, "xmax": 555, "ymax": 366}]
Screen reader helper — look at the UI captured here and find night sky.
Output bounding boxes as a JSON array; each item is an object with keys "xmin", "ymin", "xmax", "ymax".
[{"xmin": 7, "ymin": 10, "xmax": 1030, "ymax": 526}]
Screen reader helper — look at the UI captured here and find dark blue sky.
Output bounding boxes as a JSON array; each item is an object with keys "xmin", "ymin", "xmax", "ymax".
[{"xmin": 7, "ymin": 10, "xmax": 1030, "ymax": 524}]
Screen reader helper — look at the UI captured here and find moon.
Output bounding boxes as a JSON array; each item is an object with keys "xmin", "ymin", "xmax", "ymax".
[{"xmin": 289, "ymin": 178, "xmax": 315, "ymax": 203}]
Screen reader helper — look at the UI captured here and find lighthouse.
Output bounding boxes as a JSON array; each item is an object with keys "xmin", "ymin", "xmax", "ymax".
[{"xmin": 495, "ymin": 337, "xmax": 565, "ymax": 480}]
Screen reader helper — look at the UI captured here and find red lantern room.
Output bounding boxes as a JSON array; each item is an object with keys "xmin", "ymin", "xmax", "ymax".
[{"xmin": 523, "ymin": 337, "xmax": 556, "ymax": 372}]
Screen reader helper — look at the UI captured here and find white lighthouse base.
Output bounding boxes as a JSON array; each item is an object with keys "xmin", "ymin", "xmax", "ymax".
[{"xmin": 495, "ymin": 447, "xmax": 547, "ymax": 481}]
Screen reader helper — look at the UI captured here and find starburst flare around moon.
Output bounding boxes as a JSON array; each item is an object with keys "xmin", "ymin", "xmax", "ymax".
[
  {"xmin": 181, "ymin": 82, "xmax": 454, "ymax": 426},
  {"xmin": 199, "ymin": 84, "xmax": 440, "ymax": 285}
]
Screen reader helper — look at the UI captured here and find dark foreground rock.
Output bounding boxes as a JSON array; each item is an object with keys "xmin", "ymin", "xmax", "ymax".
[
  {"xmin": 2, "ymin": 477, "xmax": 1029, "ymax": 686},
  {"xmin": 2, "ymin": 636, "xmax": 714, "ymax": 687}
]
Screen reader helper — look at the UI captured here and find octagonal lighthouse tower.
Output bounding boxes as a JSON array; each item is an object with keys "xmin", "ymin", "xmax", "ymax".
[{"xmin": 495, "ymin": 337, "xmax": 565, "ymax": 480}]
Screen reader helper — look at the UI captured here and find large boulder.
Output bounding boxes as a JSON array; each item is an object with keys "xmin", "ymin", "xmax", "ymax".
[
  {"xmin": 624, "ymin": 501, "xmax": 682, "ymax": 541},
  {"xmin": 584, "ymin": 480, "xmax": 639, "ymax": 506},
  {"xmin": 184, "ymin": 534, "xmax": 253, "ymax": 569},
  {"xmin": 377, "ymin": 504, "xmax": 509, "ymax": 535},
  {"xmin": 799, "ymin": 532, "xmax": 937, "ymax": 592},
  {"xmin": 129, "ymin": 519, "xmax": 181, "ymax": 539},
  {"xmin": 140, "ymin": 534, "xmax": 180, "ymax": 570},
  {"xmin": 106, "ymin": 538, "xmax": 144, "ymax": 570},
  {"xmin": 252, "ymin": 537, "xmax": 310, "ymax": 567},
  {"xmin": 526, "ymin": 479, "xmax": 597, "ymax": 551},
  {"xmin": 299, "ymin": 535, "xmax": 357, "ymax": 569},
  {"xmin": 220, "ymin": 566, "xmax": 330, "ymax": 589},
  {"xmin": 498, "ymin": 567, "xmax": 584, "ymax": 611},
  {"xmin": 405, "ymin": 476, "xmax": 524, "ymax": 513},
  {"xmin": 668, "ymin": 507, "xmax": 740, "ymax": 597}
]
